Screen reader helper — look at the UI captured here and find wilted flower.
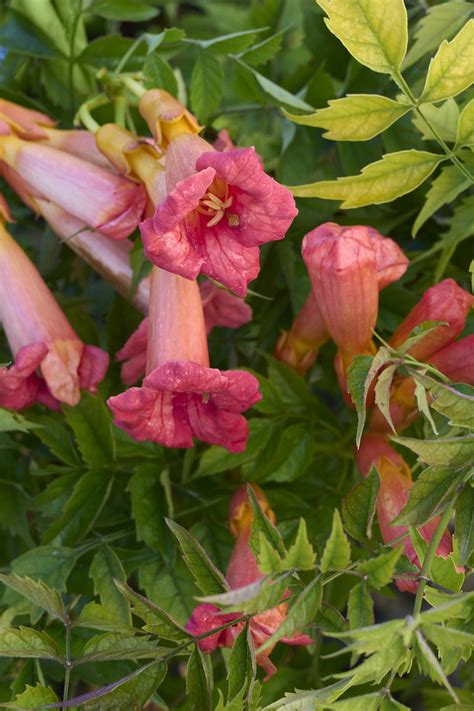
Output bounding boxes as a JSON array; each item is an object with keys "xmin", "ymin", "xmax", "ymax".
[
  {"xmin": 356, "ymin": 434, "xmax": 455, "ymax": 593},
  {"xmin": 108, "ymin": 268, "xmax": 260, "ymax": 451},
  {"xmin": 0, "ymin": 203, "xmax": 108, "ymax": 409},
  {"xmin": 140, "ymin": 131, "xmax": 297, "ymax": 296},
  {"xmin": 186, "ymin": 485, "xmax": 312, "ymax": 679},
  {"xmin": 0, "ymin": 134, "xmax": 146, "ymax": 240}
]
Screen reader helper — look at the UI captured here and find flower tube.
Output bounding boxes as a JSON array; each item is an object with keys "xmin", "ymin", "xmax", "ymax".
[
  {"xmin": 0, "ymin": 134, "xmax": 146, "ymax": 239},
  {"xmin": 356, "ymin": 434, "xmax": 454, "ymax": 593},
  {"xmin": 0, "ymin": 201, "xmax": 108, "ymax": 409},
  {"xmin": 275, "ymin": 292, "xmax": 330, "ymax": 374},
  {"xmin": 0, "ymin": 98, "xmax": 56, "ymax": 139},
  {"xmin": 186, "ymin": 485, "xmax": 312, "ymax": 679},
  {"xmin": 116, "ymin": 283, "xmax": 252, "ymax": 385},
  {"xmin": 107, "ymin": 267, "xmax": 261, "ymax": 451}
]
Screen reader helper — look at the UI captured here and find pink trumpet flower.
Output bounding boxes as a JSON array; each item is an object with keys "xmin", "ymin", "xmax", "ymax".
[
  {"xmin": 0, "ymin": 201, "xmax": 108, "ymax": 409},
  {"xmin": 107, "ymin": 268, "xmax": 260, "ymax": 451},
  {"xmin": 389, "ymin": 279, "xmax": 473, "ymax": 360},
  {"xmin": 36, "ymin": 200, "xmax": 149, "ymax": 314},
  {"xmin": 275, "ymin": 292, "xmax": 330, "ymax": 375},
  {"xmin": 140, "ymin": 130, "xmax": 297, "ymax": 296},
  {"xmin": 116, "ymin": 283, "xmax": 252, "ymax": 385},
  {"xmin": 356, "ymin": 434, "xmax": 455, "ymax": 593},
  {"xmin": 0, "ymin": 98, "xmax": 56, "ymax": 139},
  {"xmin": 0, "ymin": 134, "xmax": 146, "ymax": 240},
  {"xmin": 186, "ymin": 485, "xmax": 313, "ymax": 680}
]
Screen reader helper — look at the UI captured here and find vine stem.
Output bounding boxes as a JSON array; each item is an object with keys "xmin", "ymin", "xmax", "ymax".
[
  {"xmin": 412, "ymin": 496, "xmax": 458, "ymax": 617},
  {"xmin": 393, "ymin": 71, "xmax": 473, "ymax": 183},
  {"xmin": 62, "ymin": 616, "xmax": 73, "ymax": 710}
]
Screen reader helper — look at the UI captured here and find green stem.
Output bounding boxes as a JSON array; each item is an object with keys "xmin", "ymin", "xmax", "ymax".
[
  {"xmin": 114, "ymin": 36, "xmax": 144, "ymax": 75},
  {"xmin": 67, "ymin": 0, "xmax": 83, "ymax": 113},
  {"xmin": 393, "ymin": 71, "xmax": 473, "ymax": 183},
  {"xmin": 122, "ymin": 75, "xmax": 146, "ymax": 99},
  {"xmin": 114, "ymin": 95, "xmax": 127, "ymax": 127},
  {"xmin": 62, "ymin": 617, "xmax": 73, "ymax": 711},
  {"xmin": 75, "ymin": 94, "xmax": 109, "ymax": 132},
  {"xmin": 412, "ymin": 496, "xmax": 458, "ymax": 617}
]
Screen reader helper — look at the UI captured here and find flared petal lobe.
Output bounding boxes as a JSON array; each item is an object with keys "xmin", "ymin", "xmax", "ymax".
[
  {"xmin": 108, "ymin": 361, "xmax": 260, "ymax": 452},
  {"xmin": 141, "ymin": 134, "xmax": 297, "ymax": 296}
]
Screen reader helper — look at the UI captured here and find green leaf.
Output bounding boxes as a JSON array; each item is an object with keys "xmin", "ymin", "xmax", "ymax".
[
  {"xmin": 263, "ymin": 679, "xmax": 356, "ymax": 709},
  {"xmin": 280, "ymin": 519, "xmax": 316, "ymax": 571},
  {"xmin": 227, "ymin": 624, "xmax": 256, "ymax": 703},
  {"xmin": 374, "ymin": 363, "xmax": 399, "ymax": 433},
  {"xmin": 0, "ymin": 574, "xmax": 65, "ymax": 621},
  {"xmin": 434, "ymin": 195, "xmax": 474, "ymax": 281},
  {"xmin": 87, "ymin": 0, "xmax": 159, "ymax": 22},
  {"xmin": 455, "ymin": 486, "xmax": 474, "ymax": 565},
  {"xmin": 114, "ymin": 580, "xmax": 190, "ymax": 641},
  {"xmin": 315, "ymin": 603, "xmax": 349, "ymax": 634},
  {"xmin": 356, "ymin": 547, "xmax": 403, "ymax": 589},
  {"xmin": 260, "ymin": 423, "xmax": 317, "ymax": 483},
  {"xmin": 421, "ymin": 378, "xmax": 474, "ymax": 429},
  {"xmin": 76, "ymin": 603, "xmax": 134, "ymax": 633},
  {"xmin": 196, "ymin": 572, "xmax": 291, "ymax": 615},
  {"xmin": 166, "ymin": 519, "xmax": 229, "ymax": 595},
  {"xmin": 240, "ymin": 31, "xmax": 284, "ymax": 66},
  {"xmin": 127, "ymin": 464, "xmax": 168, "ymax": 553},
  {"xmin": 236, "ymin": 60, "xmax": 314, "ymax": 112},
  {"xmin": 60, "ymin": 662, "xmax": 166, "ymax": 709},
  {"xmin": 248, "ymin": 484, "xmax": 286, "ymax": 557},
  {"xmin": 284, "ymin": 95, "xmax": 409, "ymax": 141},
  {"xmin": 403, "ymin": 1, "xmax": 472, "ymax": 69},
  {"xmin": 143, "ymin": 54, "xmax": 178, "ymax": 97},
  {"xmin": 143, "ymin": 28, "xmax": 186, "ymax": 53},
  {"xmin": 414, "ymin": 629, "xmax": 458, "ymax": 699},
  {"xmin": 199, "ymin": 29, "xmax": 263, "ymax": 54},
  {"xmin": 414, "ymin": 380, "xmax": 439, "ymax": 435},
  {"xmin": 393, "ymin": 466, "xmax": 463, "ymax": 526},
  {"xmin": 422, "ymin": 589, "xmax": 474, "ymax": 622},
  {"xmin": 0, "ymin": 408, "xmax": 41, "ymax": 433},
  {"xmin": 0, "ymin": 627, "xmax": 62, "ymax": 662},
  {"xmin": 79, "ymin": 35, "xmax": 146, "ymax": 70},
  {"xmin": 187, "ymin": 646, "xmax": 212, "ymax": 711},
  {"xmin": 63, "ymin": 393, "xmax": 115, "ymax": 468},
  {"xmin": 412, "ymin": 99, "xmax": 460, "ymax": 143},
  {"xmin": 191, "ymin": 52, "xmax": 224, "ymax": 122},
  {"xmin": 0, "ymin": 10, "xmax": 61, "ymax": 59},
  {"xmin": 325, "ymin": 693, "xmax": 381, "ymax": 711},
  {"xmin": 257, "ymin": 576, "xmax": 321, "ymax": 653},
  {"xmin": 456, "ymin": 98, "xmax": 474, "ymax": 148},
  {"xmin": 257, "ymin": 533, "xmax": 283, "ymax": 575},
  {"xmin": 346, "ymin": 354, "xmax": 375, "ymax": 445},
  {"xmin": 79, "ymin": 633, "xmax": 161, "ymax": 664},
  {"xmin": 28, "ymin": 415, "xmax": 80, "ymax": 466},
  {"xmin": 290, "ymin": 150, "xmax": 443, "ymax": 207},
  {"xmin": 396, "ymin": 320, "xmax": 447, "ymax": 356},
  {"xmin": 43, "ymin": 469, "xmax": 111, "ymax": 545},
  {"xmin": 90, "ymin": 546, "xmax": 131, "ymax": 626},
  {"xmin": 420, "ymin": 20, "xmax": 474, "ymax": 103},
  {"xmin": 342, "ymin": 467, "xmax": 380, "ymax": 542},
  {"xmin": 412, "ymin": 165, "xmax": 471, "ymax": 236},
  {"xmin": 348, "ymin": 581, "xmax": 374, "ymax": 630},
  {"xmin": 320, "ymin": 510, "xmax": 351, "ymax": 573},
  {"xmin": 392, "ymin": 434, "xmax": 474, "ymax": 467},
  {"xmin": 0, "ymin": 683, "xmax": 59, "ymax": 709},
  {"xmin": 317, "ymin": 0, "xmax": 408, "ymax": 74}
]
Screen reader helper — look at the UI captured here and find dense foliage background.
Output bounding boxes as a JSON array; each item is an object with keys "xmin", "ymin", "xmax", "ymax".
[{"xmin": 0, "ymin": 0, "xmax": 473, "ymax": 709}]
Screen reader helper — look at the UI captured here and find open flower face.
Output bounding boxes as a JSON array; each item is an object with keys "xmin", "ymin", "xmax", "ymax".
[
  {"xmin": 186, "ymin": 485, "xmax": 312, "ymax": 679},
  {"xmin": 356, "ymin": 435, "xmax": 454, "ymax": 593},
  {"xmin": 140, "ymin": 133, "xmax": 298, "ymax": 296},
  {"xmin": 0, "ymin": 217, "xmax": 108, "ymax": 409}
]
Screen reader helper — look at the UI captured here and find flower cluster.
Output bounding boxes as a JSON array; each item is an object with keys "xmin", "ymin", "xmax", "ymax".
[
  {"xmin": 186, "ymin": 485, "xmax": 312, "ymax": 679},
  {"xmin": 0, "ymin": 93, "xmax": 296, "ymax": 452}
]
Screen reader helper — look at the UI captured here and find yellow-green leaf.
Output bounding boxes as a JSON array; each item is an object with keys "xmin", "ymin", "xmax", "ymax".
[
  {"xmin": 456, "ymin": 98, "xmax": 474, "ymax": 148},
  {"xmin": 420, "ymin": 20, "xmax": 474, "ymax": 103},
  {"xmin": 290, "ymin": 150, "xmax": 443, "ymax": 208},
  {"xmin": 412, "ymin": 99, "xmax": 460, "ymax": 143},
  {"xmin": 320, "ymin": 510, "xmax": 351, "ymax": 573},
  {"xmin": 412, "ymin": 165, "xmax": 471, "ymax": 236},
  {"xmin": 283, "ymin": 94, "xmax": 409, "ymax": 140},
  {"xmin": 317, "ymin": 0, "xmax": 408, "ymax": 74}
]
